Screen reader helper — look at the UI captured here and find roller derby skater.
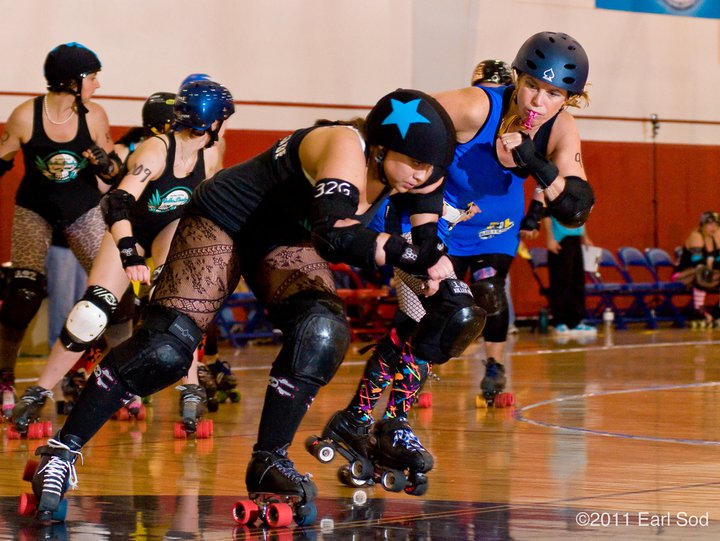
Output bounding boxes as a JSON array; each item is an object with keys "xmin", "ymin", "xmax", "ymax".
[
  {"xmin": 1, "ymin": 369, "xmax": 16, "ymax": 420},
  {"xmin": 9, "ymin": 385, "xmax": 54, "ymax": 439},
  {"xmin": 209, "ymin": 359, "xmax": 240, "ymax": 404},
  {"xmin": 197, "ymin": 361, "xmax": 219, "ymax": 412},
  {"xmin": 477, "ymin": 357, "xmax": 514, "ymax": 408},
  {"xmin": 174, "ymin": 383, "xmax": 213, "ymax": 439}
]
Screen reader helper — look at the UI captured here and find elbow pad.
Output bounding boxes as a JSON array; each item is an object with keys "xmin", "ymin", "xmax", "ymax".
[
  {"xmin": 310, "ymin": 178, "xmax": 378, "ymax": 269},
  {"xmin": 546, "ymin": 176, "xmax": 594, "ymax": 228},
  {"xmin": 0, "ymin": 157, "xmax": 14, "ymax": 178},
  {"xmin": 408, "ymin": 186, "xmax": 445, "ymax": 215},
  {"xmin": 101, "ymin": 189, "xmax": 136, "ymax": 227}
]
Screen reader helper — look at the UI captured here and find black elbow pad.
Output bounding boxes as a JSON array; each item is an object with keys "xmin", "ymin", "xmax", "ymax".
[
  {"xmin": 101, "ymin": 189, "xmax": 136, "ymax": 227},
  {"xmin": 547, "ymin": 176, "xmax": 594, "ymax": 228}
]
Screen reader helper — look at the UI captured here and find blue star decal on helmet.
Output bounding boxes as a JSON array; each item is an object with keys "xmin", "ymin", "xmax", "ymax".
[{"xmin": 381, "ymin": 98, "xmax": 430, "ymax": 139}]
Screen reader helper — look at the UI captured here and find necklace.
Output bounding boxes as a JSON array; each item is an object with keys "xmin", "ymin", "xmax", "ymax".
[{"xmin": 43, "ymin": 95, "xmax": 75, "ymax": 125}]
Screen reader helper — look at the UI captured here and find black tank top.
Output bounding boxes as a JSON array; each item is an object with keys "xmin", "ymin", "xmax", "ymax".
[
  {"xmin": 16, "ymin": 96, "xmax": 100, "ymax": 227},
  {"xmin": 129, "ymin": 132, "xmax": 206, "ymax": 239}
]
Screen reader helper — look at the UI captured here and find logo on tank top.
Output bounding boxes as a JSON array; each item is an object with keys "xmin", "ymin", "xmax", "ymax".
[
  {"xmin": 147, "ymin": 187, "xmax": 192, "ymax": 213},
  {"xmin": 662, "ymin": 0, "xmax": 699, "ymax": 9},
  {"xmin": 478, "ymin": 218, "xmax": 514, "ymax": 240},
  {"xmin": 35, "ymin": 151, "xmax": 87, "ymax": 183}
]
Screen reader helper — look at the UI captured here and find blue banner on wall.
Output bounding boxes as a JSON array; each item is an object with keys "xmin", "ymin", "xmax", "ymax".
[{"xmin": 597, "ymin": 0, "xmax": 720, "ymax": 18}]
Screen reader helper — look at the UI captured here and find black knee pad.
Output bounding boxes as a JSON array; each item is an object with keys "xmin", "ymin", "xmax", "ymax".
[
  {"xmin": 0, "ymin": 269, "xmax": 47, "ymax": 329},
  {"xmin": 470, "ymin": 276, "xmax": 507, "ymax": 317},
  {"xmin": 104, "ymin": 305, "xmax": 203, "ymax": 396},
  {"xmin": 412, "ymin": 279, "xmax": 486, "ymax": 364},
  {"xmin": 482, "ymin": 308, "xmax": 510, "ymax": 343},
  {"xmin": 61, "ymin": 285, "xmax": 119, "ymax": 352},
  {"xmin": 271, "ymin": 291, "xmax": 351, "ymax": 386}
]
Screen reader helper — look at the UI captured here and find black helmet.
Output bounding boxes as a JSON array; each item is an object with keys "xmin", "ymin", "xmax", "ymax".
[
  {"xmin": 44, "ymin": 42, "xmax": 102, "ymax": 93},
  {"xmin": 512, "ymin": 32, "xmax": 588, "ymax": 95},
  {"xmin": 365, "ymin": 89, "xmax": 455, "ymax": 171},
  {"xmin": 142, "ymin": 92, "xmax": 176, "ymax": 134},
  {"xmin": 471, "ymin": 59, "xmax": 513, "ymax": 86},
  {"xmin": 700, "ymin": 211, "xmax": 720, "ymax": 226}
]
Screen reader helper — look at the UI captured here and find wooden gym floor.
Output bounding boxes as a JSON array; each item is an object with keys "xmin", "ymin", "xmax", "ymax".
[{"xmin": 2, "ymin": 326, "xmax": 720, "ymax": 540}]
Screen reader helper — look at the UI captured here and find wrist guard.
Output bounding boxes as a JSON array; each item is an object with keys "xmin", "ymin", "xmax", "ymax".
[
  {"xmin": 511, "ymin": 133, "xmax": 559, "ymax": 188},
  {"xmin": 520, "ymin": 199, "xmax": 545, "ymax": 231},
  {"xmin": 117, "ymin": 237, "xmax": 146, "ymax": 269}
]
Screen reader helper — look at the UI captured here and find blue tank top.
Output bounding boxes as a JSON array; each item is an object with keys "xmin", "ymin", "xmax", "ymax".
[{"xmin": 439, "ymin": 85, "xmax": 525, "ymax": 257}]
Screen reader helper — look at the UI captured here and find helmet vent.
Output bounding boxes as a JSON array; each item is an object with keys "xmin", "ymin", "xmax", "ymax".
[
  {"xmin": 564, "ymin": 63, "xmax": 577, "ymax": 70},
  {"xmin": 562, "ymin": 77, "xmax": 576, "ymax": 85},
  {"xmin": 526, "ymin": 60, "xmax": 538, "ymax": 70},
  {"xmin": 534, "ymin": 49, "xmax": 546, "ymax": 60}
]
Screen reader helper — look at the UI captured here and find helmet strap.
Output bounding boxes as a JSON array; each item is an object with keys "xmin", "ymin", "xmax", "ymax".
[
  {"xmin": 74, "ymin": 77, "xmax": 88, "ymax": 114},
  {"xmin": 373, "ymin": 148, "xmax": 389, "ymax": 186},
  {"xmin": 204, "ymin": 120, "xmax": 223, "ymax": 149}
]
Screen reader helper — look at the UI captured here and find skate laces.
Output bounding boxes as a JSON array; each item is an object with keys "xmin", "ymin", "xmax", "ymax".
[
  {"xmin": 22, "ymin": 387, "xmax": 54, "ymax": 404},
  {"xmin": 176, "ymin": 385, "xmax": 202, "ymax": 404},
  {"xmin": 38, "ymin": 439, "xmax": 84, "ymax": 496},
  {"xmin": 392, "ymin": 429, "xmax": 426, "ymax": 452},
  {"xmin": 273, "ymin": 447, "xmax": 312, "ymax": 483}
]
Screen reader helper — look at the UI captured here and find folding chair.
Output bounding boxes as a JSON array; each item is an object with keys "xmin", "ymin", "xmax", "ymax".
[
  {"xmin": 585, "ymin": 248, "xmax": 635, "ymax": 329},
  {"xmin": 645, "ymin": 247, "xmax": 690, "ymax": 326},
  {"xmin": 616, "ymin": 246, "xmax": 661, "ymax": 328}
]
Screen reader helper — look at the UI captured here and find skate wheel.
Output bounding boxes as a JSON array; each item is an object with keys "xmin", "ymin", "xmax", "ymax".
[
  {"xmin": 18, "ymin": 493, "xmax": 37, "ymax": 516},
  {"xmin": 43, "ymin": 421, "xmax": 53, "ymax": 437},
  {"xmin": 418, "ymin": 392, "xmax": 432, "ymax": 408},
  {"xmin": 265, "ymin": 502, "xmax": 293, "ymax": 527},
  {"xmin": 173, "ymin": 422, "xmax": 187, "ymax": 439},
  {"xmin": 217, "ymin": 391, "xmax": 228, "ymax": 403},
  {"xmin": 114, "ymin": 408, "xmax": 130, "ymax": 421},
  {"xmin": 295, "ymin": 501, "xmax": 317, "ymax": 526},
  {"xmin": 207, "ymin": 398, "xmax": 219, "ymax": 413},
  {"xmin": 196, "ymin": 420, "xmax": 213, "ymax": 439},
  {"xmin": 232, "ymin": 499, "xmax": 260, "ymax": 525},
  {"xmin": 380, "ymin": 469, "xmax": 407, "ymax": 492},
  {"xmin": 7, "ymin": 425, "xmax": 21, "ymax": 439},
  {"xmin": 494, "ymin": 392, "xmax": 515, "ymax": 408},
  {"xmin": 349, "ymin": 458, "xmax": 373, "ymax": 480},
  {"xmin": 405, "ymin": 472, "xmax": 429, "ymax": 496},
  {"xmin": 22, "ymin": 459, "xmax": 39, "ymax": 482},
  {"xmin": 135, "ymin": 405, "xmax": 147, "ymax": 420},
  {"xmin": 52, "ymin": 498, "xmax": 69, "ymax": 521},
  {"xmin": 338, "ymin": 465, "xmax": 369, "ymax": 487},
  {"xmin": 26, "ymin": 423, "xmax": 38, "ymax": 440},
  {"xmin": 475, "ymin": 394, "xmax": 488, "ymax": 409},
  {"xmin": 229, "ymin": 390, "xmax": 241, "ymax": 403}
]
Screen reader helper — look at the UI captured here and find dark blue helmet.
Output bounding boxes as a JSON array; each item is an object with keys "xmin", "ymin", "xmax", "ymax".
[
  {"xmin": 179, "ymin": 73, "xmax": 211, "ymax": 89},
  {"xmin": 44, "ymin": 42, "xmax": 102, "ymax": 93},
  {"xmin": 512, "ymin": 32, "xmax": 589, "ymax": 95},
  {"xmin": 173, "ymin": 80, "xmax": 235, "ymax": 131}
]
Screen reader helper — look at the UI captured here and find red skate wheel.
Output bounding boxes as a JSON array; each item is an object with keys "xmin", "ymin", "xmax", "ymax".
[
  {"xmin": 196, "ymin": 421, "xmax": 209, "ymax": 439},
  {"xmin": 135, "ymin": 405, "xmax": 147, "ymax": 420},
  {"xmin": 22, "ymin": 460, "xmax": 39, "ymax": 482},
  {"xmin": 115, "ymin": 408, "xmax": 130, "ymax": 421},
  {"xmin": 18, "ymin": 493, "xmax": 38, "ymax": 516},
  {"xmin": 27, "ymin": 423, "xmax": 41, "ymax": 440},
  {"xmin": 43, "ymin": 421, "xmax": 53, "ymax": 437},
  {"xmin": 418, "ymin": 392, "xmax": 432, "ymax": 408},
  {"xmin": 494, "ymin": 392, "xmax": 515, "ymax": 408},
  {"xmin": 265, "ymin": 502, "xmax": 293, "ymax": 527},
  {"xmin": 173, "ymin": 422, "xmax": 187, "ymax": 439},
  {"xmin": 232, "ymin": 499, "xmax": 259, "ymax": 525},
  {"xmin": 7, "ymin": 425, "xmax": 21, "ymax": 440}
]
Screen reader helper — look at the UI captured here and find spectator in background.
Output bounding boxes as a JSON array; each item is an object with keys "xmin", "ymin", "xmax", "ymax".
[
  {"xmin": 46, "ymin": 230, "xmax": 87, "ymax": 345},
  {"xmin": 544, "ymin": 214, "xmax": 596, "ymax": 335}
]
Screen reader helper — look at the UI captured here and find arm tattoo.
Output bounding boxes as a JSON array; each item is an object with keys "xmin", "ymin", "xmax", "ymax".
[
  {"xmin": 1, "ymin": 131, "xmax": 9, "ymax": 144},
  {"xmin": 575, "ymin": 152, "xmax": 583, "ymax": 166},
  {"xmin": 131, "ymin": 163, "xmax": 153, "ymax": 183}
]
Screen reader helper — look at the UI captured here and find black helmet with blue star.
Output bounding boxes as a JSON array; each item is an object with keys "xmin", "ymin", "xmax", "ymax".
[{"xmin": 366, "ymin": 89, "xmax": 455, "ymax": 175}]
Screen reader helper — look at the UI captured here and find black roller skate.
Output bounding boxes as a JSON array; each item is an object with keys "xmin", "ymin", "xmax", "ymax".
[
  {"xmin": 1, "ymin": 369, "xmax": 16, "ymax": 421},
  {"xmin": 209, "ymin": 359, "xmax": 240, "ymax": 404},
  {"xmin": 197, "ymin": 362, "xmax": 219, "ymax": 412},
  {"xmin": 56, "ymin": 369, "xmax": 87, "ymax": 415},
  {"xmin": 477, "ymin": 358, "xmax": 515, "ymax": 408},
  {"xmin": 233, "ymin": 446, "xmax": 317, "ymax": 528},
  {"xmin": 174, "ymin": 384, "xmax": 213, "ymax": 439},
  {"xmin": 10, "ymin": 386, "xmax": 54, "ymax": 439},
  {"xmin": 306, "ymin": 410, "xmax": 375, "ymax": 487},
  {"xmin": 18, "ymin": 434, "xmax": 84, "ymax": 523},
  {"xmin": 371, "ymin": 416, "xmax": 432, "ymax": 496}
]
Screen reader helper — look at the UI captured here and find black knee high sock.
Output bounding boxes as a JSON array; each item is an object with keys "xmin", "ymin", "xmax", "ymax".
[
  {"xmin": 59, "ymin": 364, "xmax": 134, "ymax": 446},
  {"xmin": 255, "ymin": 368, "xmax": 320, "ymax": 452}
]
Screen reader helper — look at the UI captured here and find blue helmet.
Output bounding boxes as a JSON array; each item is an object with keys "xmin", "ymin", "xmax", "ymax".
[
  {"xmin": 512, "ymin": 32, "xmax": 589, "ymax": 95},
  {"xmin": 173, "ymin": 80, "xmax": 235, "ymax": 131},
  {"xmin": 179, "ymin": 73, "xmax": 212, "ymax": 89}
]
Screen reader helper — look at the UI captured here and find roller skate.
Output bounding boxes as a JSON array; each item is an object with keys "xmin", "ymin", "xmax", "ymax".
[
  {"xmin": 197, "ymin": 362, "xmax": 219, "ymax": 412},
  {"xmin": 688, "ymin": 308, "xmax": 714, "ymax": 330},
  {"xmin": 112, "ymin": 395, "xmax": 147, "ymax": 421},
  {"xmin": 477, "ymin": 358, "xmax": 515, "ymax": 408},
  {"xmin": 233, "ymin": 446, "xmax": 317, "ymax": 528},
  {"xmin": 9, "ymin": 386, "xmax": 54, "ymax": 440},
  {"xmin": 306, "ymin": 410, "xmax": 375, "ymax": 487},
  {"xmin": 209, "ymin": 359, "xmax": 240, "ymax": 404},
  {"xmin": 174, "ymin": 384, "xmax": 213, "ymax": 439},
  {"xmin": 18, "ymin": 434, "xmax": 83, "ymax": 523},
  {"xmin": 55, "ymin": 369, "xmax": 87, "ymax": 415},
  {"xmin": 1, "ymin": 369, "xmax": 16, "ymax": 420}
]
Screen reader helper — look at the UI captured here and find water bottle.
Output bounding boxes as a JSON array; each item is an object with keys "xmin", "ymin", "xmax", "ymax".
[
  {"xmin": 538, "ymin": 308, "xmax": 549, "ymax": 334},
  {"xmin": 603, "ymin": 308, "xmax": 614, "ymax": 333}
]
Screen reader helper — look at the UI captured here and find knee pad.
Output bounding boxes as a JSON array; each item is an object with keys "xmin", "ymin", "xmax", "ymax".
[
  {"xmin": 104, "ymin": 305, "xmax": 203, "ymax": 396},
  {"xmin": 272, "ymin": 291, "xmax": 351, "ymax": 386},
  {"xmin": 0, "ymin": 269, "xmax": 47, "ymax": 329},
  {"xmin": 470, "ymin": 277, "xmax": 507, "ymax": 317},
  {"xmin": 61, "ymin": 286, "xmax": 119, "ymax": 352},
  {"xmin": 412, "ymin": 279, "xmax": 486, "ymax": 365}
]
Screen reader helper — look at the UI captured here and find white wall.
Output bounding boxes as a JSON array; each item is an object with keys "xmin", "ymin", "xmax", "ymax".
[{"xmin": 1, "ymin": 0, "xmax": 719, "ymax": 143}]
